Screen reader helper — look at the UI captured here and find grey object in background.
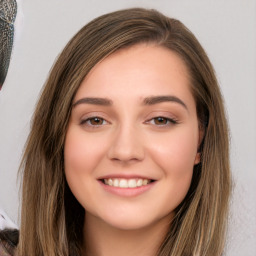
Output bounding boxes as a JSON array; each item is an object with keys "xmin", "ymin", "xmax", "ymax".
[{"xmin": 0, "ymin": 0, "xmax": 17, "ymax": 90}]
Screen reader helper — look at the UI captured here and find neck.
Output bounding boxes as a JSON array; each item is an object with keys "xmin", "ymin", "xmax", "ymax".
[{"xmin": 82, "ymin": 214, "xmax": 171, "ymax": 256}]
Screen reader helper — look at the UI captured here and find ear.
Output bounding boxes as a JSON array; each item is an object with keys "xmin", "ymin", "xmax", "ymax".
[
  {"xmin": 194, "ymin": 152, "xmax": 201, "ymax": 165},
  {"xmin": 194, "ymin": 126, "xmax": 205, "ymax": 165}
]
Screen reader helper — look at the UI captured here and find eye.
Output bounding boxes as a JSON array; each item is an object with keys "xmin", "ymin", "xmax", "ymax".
[
  {"xmin": 147, "ymin": 116, "xmax": 178, "ymax": 126},
  {"xmin": 81, "ymin": 117, "xmax": 107, "ymax": 126}
]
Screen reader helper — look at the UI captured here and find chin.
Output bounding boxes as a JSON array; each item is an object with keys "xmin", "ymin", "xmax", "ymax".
[
  {"xmin": 96, "ymin": 210, "xmax": 172, "ymax": 231},
  {"xmin": 109, "ymin": 218, "xmax": 151, "ymax": 231}
]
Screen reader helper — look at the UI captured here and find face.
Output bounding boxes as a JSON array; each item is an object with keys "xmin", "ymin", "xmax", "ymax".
[{"xmin": 64, "ymin": 44, "xmax": 201, "ymax": 231}]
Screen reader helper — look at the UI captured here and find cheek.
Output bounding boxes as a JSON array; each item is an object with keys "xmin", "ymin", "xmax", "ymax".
[
  {"xmin": 147, "ymin": 128, "xmax": 198, "ymax": 211},
  {"xmin": 64, "ymin": 127, "xmax": 105, "ymax": 175},
  {"xmin": 64, "ymin": 127, "xmax": 109, "ymax": 210},
  {"xmin": 147, "ymin": 126, "xmax": 198, "ymax": 177},
  {"xmin": 64, "ymin": 127, "xmax": 108, "ymax": 202}
]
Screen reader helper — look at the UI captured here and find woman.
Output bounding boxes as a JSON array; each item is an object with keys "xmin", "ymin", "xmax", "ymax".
[{"xmin": 16, "ymin": 8, "xmax": 231, "ymax": 256}]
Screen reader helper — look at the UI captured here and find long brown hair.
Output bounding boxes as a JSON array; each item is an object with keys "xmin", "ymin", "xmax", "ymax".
[{"xmin": 18, "ymin": 8, "xmax": 231, "ymax": 256}]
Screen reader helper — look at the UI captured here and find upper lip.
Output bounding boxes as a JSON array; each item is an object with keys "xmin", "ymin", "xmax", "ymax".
[{"xmin": 97, "ymin": 174, "xmax": 156, "ymax": 180}]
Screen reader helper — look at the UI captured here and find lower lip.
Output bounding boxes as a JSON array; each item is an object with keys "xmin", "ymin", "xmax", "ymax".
[{"xmin": 98, "ymin": 181, "xmax": 156, "ymax": 197}]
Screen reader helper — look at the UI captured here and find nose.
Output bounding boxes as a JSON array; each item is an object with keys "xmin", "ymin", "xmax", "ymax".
[{"xmin": 107, "ymin": 124, "xmax": 145, "ymax": 163}]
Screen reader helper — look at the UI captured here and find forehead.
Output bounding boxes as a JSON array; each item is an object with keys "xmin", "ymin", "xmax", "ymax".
[{"xmin": 74, "ymin": 44, "xmax": 194, "ymax": 106}]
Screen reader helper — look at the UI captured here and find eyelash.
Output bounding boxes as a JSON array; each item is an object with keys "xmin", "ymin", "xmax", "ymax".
[
  {"xmin": 80, "ymin": 116, "xmax": 178, "ymax": 127},
  {"xmin": 145, "ymin": 116, "xmax": 179, "ymax": 126},
  {"xmin": 80, "ymin": 117, "xmax": 108, "ymax": 127}
]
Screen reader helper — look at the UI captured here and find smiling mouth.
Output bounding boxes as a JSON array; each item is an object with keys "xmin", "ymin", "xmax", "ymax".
[{"xmin": 100, "ymin": 178, "xmax": 155, "ymax": 188}]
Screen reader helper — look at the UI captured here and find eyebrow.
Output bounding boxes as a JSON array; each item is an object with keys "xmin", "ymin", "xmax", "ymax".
[
  {"xmin": 143, "ymin": 96, "xmax": 188, "ymax": 110},
  {"xmin": 72, "ymin": 95, "xmax": 188, "ymax": 110},
  {"xmin": 73, "ymin": 97, "xmax": 113, "ymax": 107}
]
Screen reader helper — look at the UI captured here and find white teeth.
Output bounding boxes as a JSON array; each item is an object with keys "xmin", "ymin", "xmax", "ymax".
[
  {"xmin": 119, "ymin": 179, "xmax": 128, "ymax": 188},
  {"xmin": 113, "ymin": 179, "xmax": 119, "ymax": 187},
  {"xmin": 128, "ymin": 179, "xmax": 137, "ymax": 188},
  {"xmin": 103, "ymin": 178, "xmax": 151, "ymax": 188},
  {"xmin": 142, "ymin": 179, "xmax": 148, "ymax": 185},
  {"xmin": 137, "ymin": 179, "xmax": 143, "ymax": 187}
]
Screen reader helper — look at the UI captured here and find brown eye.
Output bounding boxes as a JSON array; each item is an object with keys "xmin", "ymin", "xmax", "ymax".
[
  {"xmin": 81, "ymin": 117, "xmax": 107, "ymax": 126},
  {"xmin": 88, "ymin": 117, "xmax": 105, "ymax": 125},
  {"xmin": 153, "ymin": 117, "xmax": 169, "ymax": 125},
  {"xmin": 146, "ymin": 116, "xmax": 178, "ymax": 126}
]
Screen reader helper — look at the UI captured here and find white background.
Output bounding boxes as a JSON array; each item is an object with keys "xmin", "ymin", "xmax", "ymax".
[{"xmin": 0, "ymin": 0, "xmax": 255, "ymax": 255}]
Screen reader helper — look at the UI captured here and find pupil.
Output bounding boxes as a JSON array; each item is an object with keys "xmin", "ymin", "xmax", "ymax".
[
  {"xmin": 156, "ymin": 117, "xmax": 166, "ymax": 124},
  {"xmin": 92, "ymin": 117, "xmax": 102, "ymax": 125}
]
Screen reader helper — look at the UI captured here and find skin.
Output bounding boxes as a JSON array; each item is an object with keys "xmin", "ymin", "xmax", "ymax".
[{"xmin": 64, "ymin": 44, "xmax": 201, "ymax": 256}]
